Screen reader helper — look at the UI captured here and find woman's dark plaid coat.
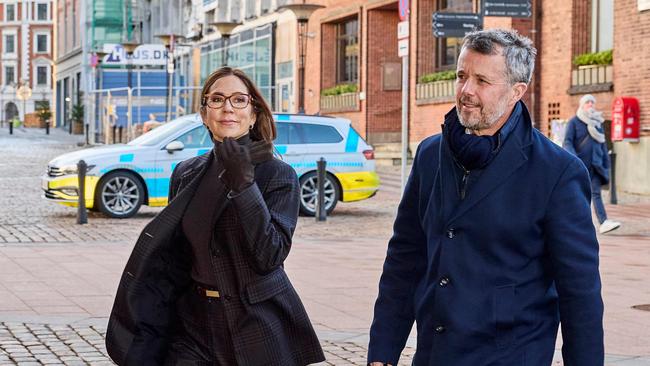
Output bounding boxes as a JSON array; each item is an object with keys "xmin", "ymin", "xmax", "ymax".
[{"xmin": 105, "ymin": 151, "xmax": 325, "ymax": 365}]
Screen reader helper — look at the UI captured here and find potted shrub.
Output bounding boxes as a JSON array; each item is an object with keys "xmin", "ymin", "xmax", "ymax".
[
  {"xmin": 71, "ymin": 104, "xmax": 85, "ymax": 135},
  {"xmin": 36, "ymin": 106, "xmax": 52, "ymax": 129}
]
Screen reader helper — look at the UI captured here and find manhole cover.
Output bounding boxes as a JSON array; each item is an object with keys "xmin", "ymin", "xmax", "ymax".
[{"xmin": 632, "ymin": 304, "xmax": 650, "ymax": 312}]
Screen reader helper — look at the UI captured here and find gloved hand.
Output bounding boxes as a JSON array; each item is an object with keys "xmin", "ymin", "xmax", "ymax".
[{"xmin": 216, "ymin": 137, "xmax": 254, "ymax": 193}]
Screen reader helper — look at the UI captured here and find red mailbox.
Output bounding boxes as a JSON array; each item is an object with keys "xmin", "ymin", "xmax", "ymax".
[{"xmin": 611, "ymin": 96, "xmax": 640, "ymax": 142}]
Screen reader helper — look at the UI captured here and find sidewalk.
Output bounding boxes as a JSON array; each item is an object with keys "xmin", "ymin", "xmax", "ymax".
[{"xmin": 1, "ymin": 127, "xmax": 649, "ymax": 365}]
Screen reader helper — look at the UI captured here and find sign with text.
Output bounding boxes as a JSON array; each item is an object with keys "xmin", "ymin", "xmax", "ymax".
[
  {"xmin": 398, "ymin": 21, "xmax": 409, "ymax": 39},
  {"xmin": 432, "ymin": 12, "xmax": 483, "ymax": 38},
  {"xmin": 398, "ymin": 39, "xmax": 409, "ymax": 57},
  {"xmin": 102, "ymin": 44, "xmax": 169, "ymax": 66},
  {"xmin": 483, "ymin": 0, "xmax": 532, "ymax": 18}
]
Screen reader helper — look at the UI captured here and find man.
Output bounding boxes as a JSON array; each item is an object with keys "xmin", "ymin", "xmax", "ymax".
[
  {"xmin": 368, "ymin": 29, "xmax": 604, "ymax": 366},
  {"xmin": 564, "ymin": 94, "xmax": 621, "ymax": 234}
]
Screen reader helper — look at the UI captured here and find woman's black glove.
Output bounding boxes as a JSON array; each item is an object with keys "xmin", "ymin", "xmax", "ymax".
[{"xmin": 217, "ymin": 137, "xmax": 254, "ymax": 193}]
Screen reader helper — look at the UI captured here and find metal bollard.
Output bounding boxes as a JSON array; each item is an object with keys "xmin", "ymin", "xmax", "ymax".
[
  {"xmin": 118, "ymin": 126, "xmax": 123, "ymax": 143},
  {"xmin": 112, "ymin": 125, "xmax": 116, "ymax": 144},
  {"xmin": 77, "ymin": 160, "xmax": 88, "ymax": 224},
  {"xmin": 9, "ymin": 120, "xmax": 13, "ymax": 135},
  {"xmin": 45, "ymin": 120, "xmax": 50, "ymax": 135},
  {"xmin": 609, "ymin": 151, "xmax": 617, "ymax": 205},
  {"xmin": 315, "ymin": 157, "xmax": 327, "ymax": 222}
]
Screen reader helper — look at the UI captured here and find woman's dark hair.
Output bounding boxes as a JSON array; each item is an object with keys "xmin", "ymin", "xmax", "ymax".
[{"xmin": 200, "ymin": 67, "xmax": 276, "ymax": 143}]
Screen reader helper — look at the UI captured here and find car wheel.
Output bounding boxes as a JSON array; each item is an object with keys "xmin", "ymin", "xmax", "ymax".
[
  {"xmin": 95, "ymin": 171, "xmax": 144, "ymax": 218},
  {"xmin": 299, "ymin": 171, "xmax": 340, "ymax": 216}
]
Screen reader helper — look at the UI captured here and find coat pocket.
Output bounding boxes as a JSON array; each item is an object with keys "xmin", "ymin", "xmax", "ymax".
[
  {"xmin": 245, "ymin": 268, "xmax": 290, "ymax": 304},
  {"xmin": 494, "ymin": 284, "xmax": 516, "ymax": 348}
]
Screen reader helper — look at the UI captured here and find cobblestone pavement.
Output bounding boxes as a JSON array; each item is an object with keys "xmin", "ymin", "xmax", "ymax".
[{"xmin": 1, "ymin": 127, "xmax": 649, "ymax": 365}]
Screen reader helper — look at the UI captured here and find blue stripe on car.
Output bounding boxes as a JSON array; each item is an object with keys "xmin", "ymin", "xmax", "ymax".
[
  {"xmin": 275, "ymin": 145, "xmax": 287, "ymax": 154},
  {"xmin": 198, "ymin": 149, "xmax": 210, "ymax": 156},
  {"xmin": 276, "ymin": 114, "xmax": 291, "ymax": 121},
  {"xmin": 145, "ymin": 177, "xmax": 171, "ymax": 198},
  {"xmin": 120, "ymin": 154, "xmax": 134, "ymax": 162},
  {"xmin": 345, "ymin": 127, "xmax": 359, "ymax": 152}
]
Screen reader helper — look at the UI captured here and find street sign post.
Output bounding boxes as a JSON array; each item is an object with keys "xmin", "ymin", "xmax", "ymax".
[
  {"xmin": 432, "ymin": 12, "xmax": 483, "ymax": 38},
  {"xmin": 483, "ymin": 0, "xmax": 532, "ymax": 18}
]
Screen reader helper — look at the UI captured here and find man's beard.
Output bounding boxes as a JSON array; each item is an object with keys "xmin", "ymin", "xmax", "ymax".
[{"xmin": 456, "ymin": 95, "xmax": 509, "ymax": 131}]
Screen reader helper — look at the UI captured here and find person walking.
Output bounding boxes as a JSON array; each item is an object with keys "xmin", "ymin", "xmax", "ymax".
[
  {"xmin": 106, "ymin": 67, "xmax": 325, "ymax": 366},
  {"xmin": 368, "ymin": 29, "xmax": 604, "ymax": 366},
  {"xmin": 564, "ymin": 94, "xmax": 621, "ymax": 234}
]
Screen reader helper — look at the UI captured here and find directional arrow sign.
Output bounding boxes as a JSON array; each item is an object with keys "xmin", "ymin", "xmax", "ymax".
[
  {"xmin": 483, "ymin": 0, "xmax": 532, "ymax": 18},
  {"xmin": 432, "ymin": 12, "xmax": 483, "ymax": 38}
]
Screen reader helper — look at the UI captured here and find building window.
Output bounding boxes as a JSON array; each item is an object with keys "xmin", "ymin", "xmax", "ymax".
[
  {"xmin": 37, "ymin": 66, "xmax": 48, "ymax": 85},
  {"xmin": 4, "ymin": 66, "xmax": 16, "ymax": 86},
  {"xmin": 36, "ymin": 34, "xmax": 48, "ymax": 53},
  {"xmin": 435, "ymin": 0, "xmax": 473, "ymax": 70},
  {"xmin": 37, "ymin": 3, "xmax": 49, "ymax": 21},
  {"xmin": 4, "ymin": 35, "xmax": 16, "ymax": 53},
  {"xmin": 591, "ymin": 0, "xmax": 613, "ymax": 52},
  {"xmin": 336, "ymin": 18, "xmax": 359, "ymax": 84},
  {"xmin": 6, "ymin": 4, "xmax": 16, "ymax": 21}
]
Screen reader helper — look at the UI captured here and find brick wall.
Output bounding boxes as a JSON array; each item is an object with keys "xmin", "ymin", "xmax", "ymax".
[
  {"xmin": 615, "ymin": 0, "xmax": 650, "ymax": 135},
  {"xmin": 366, "ymin": 8, "xmax": 401, "ymax": 140}
]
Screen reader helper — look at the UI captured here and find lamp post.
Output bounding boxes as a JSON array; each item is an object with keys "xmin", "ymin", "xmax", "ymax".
[
  {"xmin": 155, "ymin": 33, "xmax": 183, "ymax": 122},
  {"xmin": 122, "ymin": 41, "xmax": 140, "ymax": 141},
  {"xmin": 90, "ymin": 50, "xmax": 108, "ymax": 144},
  {"xmin": 210, "ymin": 21, "xmax": 242, "ymax": 67},
  {"xmin": 277, "ymin": 1, "xmax": 324, "ymax": 114}
]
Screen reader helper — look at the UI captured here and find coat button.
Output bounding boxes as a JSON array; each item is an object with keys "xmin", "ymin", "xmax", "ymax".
[
  {"xmin": 439, "ymin": 277, "xmax": 450, "ymax": 287},
  {"xmin": 446, "ymin": 229, "xmax": 455, "ymax": 239},
  {"xmin": 435, "ymin": 325, "xmax": 445, "ymax": 333}
]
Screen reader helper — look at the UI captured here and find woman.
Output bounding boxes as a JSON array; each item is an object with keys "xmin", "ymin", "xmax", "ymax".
[{"xmin": 106, "ymin": 67, "xmax": 325, "ymax": 365}]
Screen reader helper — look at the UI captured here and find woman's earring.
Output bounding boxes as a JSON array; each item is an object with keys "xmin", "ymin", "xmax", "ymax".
[{"xmin": 249, "ymin": 124, "xmax": 254, "ymax": 130}]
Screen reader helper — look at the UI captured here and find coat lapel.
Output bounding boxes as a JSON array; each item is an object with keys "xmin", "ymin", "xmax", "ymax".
[{"xmin": 446, "ymin": 105, "xmax": 534, "ymax": 224}]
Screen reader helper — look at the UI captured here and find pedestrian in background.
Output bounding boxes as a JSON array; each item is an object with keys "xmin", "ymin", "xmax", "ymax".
[
  {"xmin": 106, "ymin": 67, "xmax": 324, "ymax": 366},
  {"xmin": 368, "ymin": 29, "xmax": 604, "ymax": 366},
  {"xmin": 564, "ymin": 94, "xmax": 621, "ymax": 234}
]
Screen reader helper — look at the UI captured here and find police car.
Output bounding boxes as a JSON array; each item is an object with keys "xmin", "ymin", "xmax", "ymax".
[{"xmin": 42, "ymin": 114, "xmax": 380, "ymax": 218}]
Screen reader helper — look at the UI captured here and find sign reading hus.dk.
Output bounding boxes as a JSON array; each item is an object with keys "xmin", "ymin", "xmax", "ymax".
[{"xmin": 101, "ymin": 44, "xmax": 169, "ymax": 66}]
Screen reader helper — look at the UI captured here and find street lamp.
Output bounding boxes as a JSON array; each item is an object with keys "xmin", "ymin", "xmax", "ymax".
[
  {"xmin": 278, "ymin": 1, "xmax": 324, "ymax": 114},
  {"xmin": 89, "ymin": 49, "xmax": 108, "ymax": 144},
  {"xmin": 122, "ymin": 41, "xmax": 140, "ymax": 141},
  {"xmin": 210, "ymin": 21, "xmax": 242, "ymax": 67},
  {"xmin": 155, "ymin": 33, "xmax": 184, "ymax": 122}
]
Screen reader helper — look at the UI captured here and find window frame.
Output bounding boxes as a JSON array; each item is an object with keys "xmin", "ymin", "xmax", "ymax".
[
  {"xmin": 34, "ymin": 32, "xmax": 50, "ymax": 54},
  {"xmin": 5, "ymin": 2, "xmax": 17, "ymax": 22},
  {"xmin": 3, "ymin": 65, "xmax": 17, "ymax": 86},
  {"xmin": 335, "ymin": 17, "xmax": 359, "ymax": 85},
  {"xmin": 4, "ymin": 33, "xmax": 17, "ymax": 54},
  {"xmin": 35, "ymin": 2, "xmax": 50, "ymax": 21},
  {"xmin": 434, "ymin": 0, "xmax": 475, "ymax": 71},
  {"xmin": 35, "ymin": 65, "xmax": 50, "ymax": 86}
]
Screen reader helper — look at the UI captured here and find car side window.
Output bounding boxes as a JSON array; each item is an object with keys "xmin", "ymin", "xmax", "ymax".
[
  {"xmin": 301, "ymin": 124, "xmax": 343, "ymax": 143},
  {"xmin": 176, "ymin": 127, "xmax": 211, "ymax": 149},
  {"xmin": 275, "ymin": 122, "xmax": 304, "ymax": 144}
]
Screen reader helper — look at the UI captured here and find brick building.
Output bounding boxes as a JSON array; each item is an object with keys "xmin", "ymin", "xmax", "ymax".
[
  {"xmin": 300, "ymin": 0, "xmax": 647, "ymax": 195},
  {"xmin": 0, "ymin": 0, "xmax": 54, "ymax": 127}
]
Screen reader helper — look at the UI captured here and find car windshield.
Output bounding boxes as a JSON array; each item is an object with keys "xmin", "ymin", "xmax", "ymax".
[{"xmin": 127, "ymin": 115, "xmax": 200, "ymax": 147}]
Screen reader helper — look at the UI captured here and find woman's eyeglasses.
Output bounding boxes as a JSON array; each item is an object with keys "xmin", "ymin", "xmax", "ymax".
[{"xmin": 203, "ymin": 93, "xmax": 252, "ymax": 109}]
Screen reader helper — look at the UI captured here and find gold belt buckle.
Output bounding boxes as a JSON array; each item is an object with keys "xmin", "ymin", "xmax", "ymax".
[{"xmin": 205, "ymin": 289, "xmax": 220, "ymax": 298}]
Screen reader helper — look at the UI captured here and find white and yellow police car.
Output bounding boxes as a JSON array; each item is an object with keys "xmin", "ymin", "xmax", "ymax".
[{"xmin": 42, "ymin": 114, "xmax": 380, "ymax": 218}]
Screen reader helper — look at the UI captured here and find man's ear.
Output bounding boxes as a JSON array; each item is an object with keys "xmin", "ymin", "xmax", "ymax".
[{"xmin": 510, "ymin": 82, "xmax": 528, "ymax": 104}]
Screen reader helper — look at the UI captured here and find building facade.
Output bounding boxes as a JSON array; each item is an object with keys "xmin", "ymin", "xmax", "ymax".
[{"xmin": 1, "ymin": 0, "xmax": 54, "ymax": 126}]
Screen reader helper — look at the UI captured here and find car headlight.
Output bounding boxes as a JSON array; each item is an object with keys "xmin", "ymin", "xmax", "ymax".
[{"xmin": 59, "ymin": 164, "xmax": 96, "ymax": 175}]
